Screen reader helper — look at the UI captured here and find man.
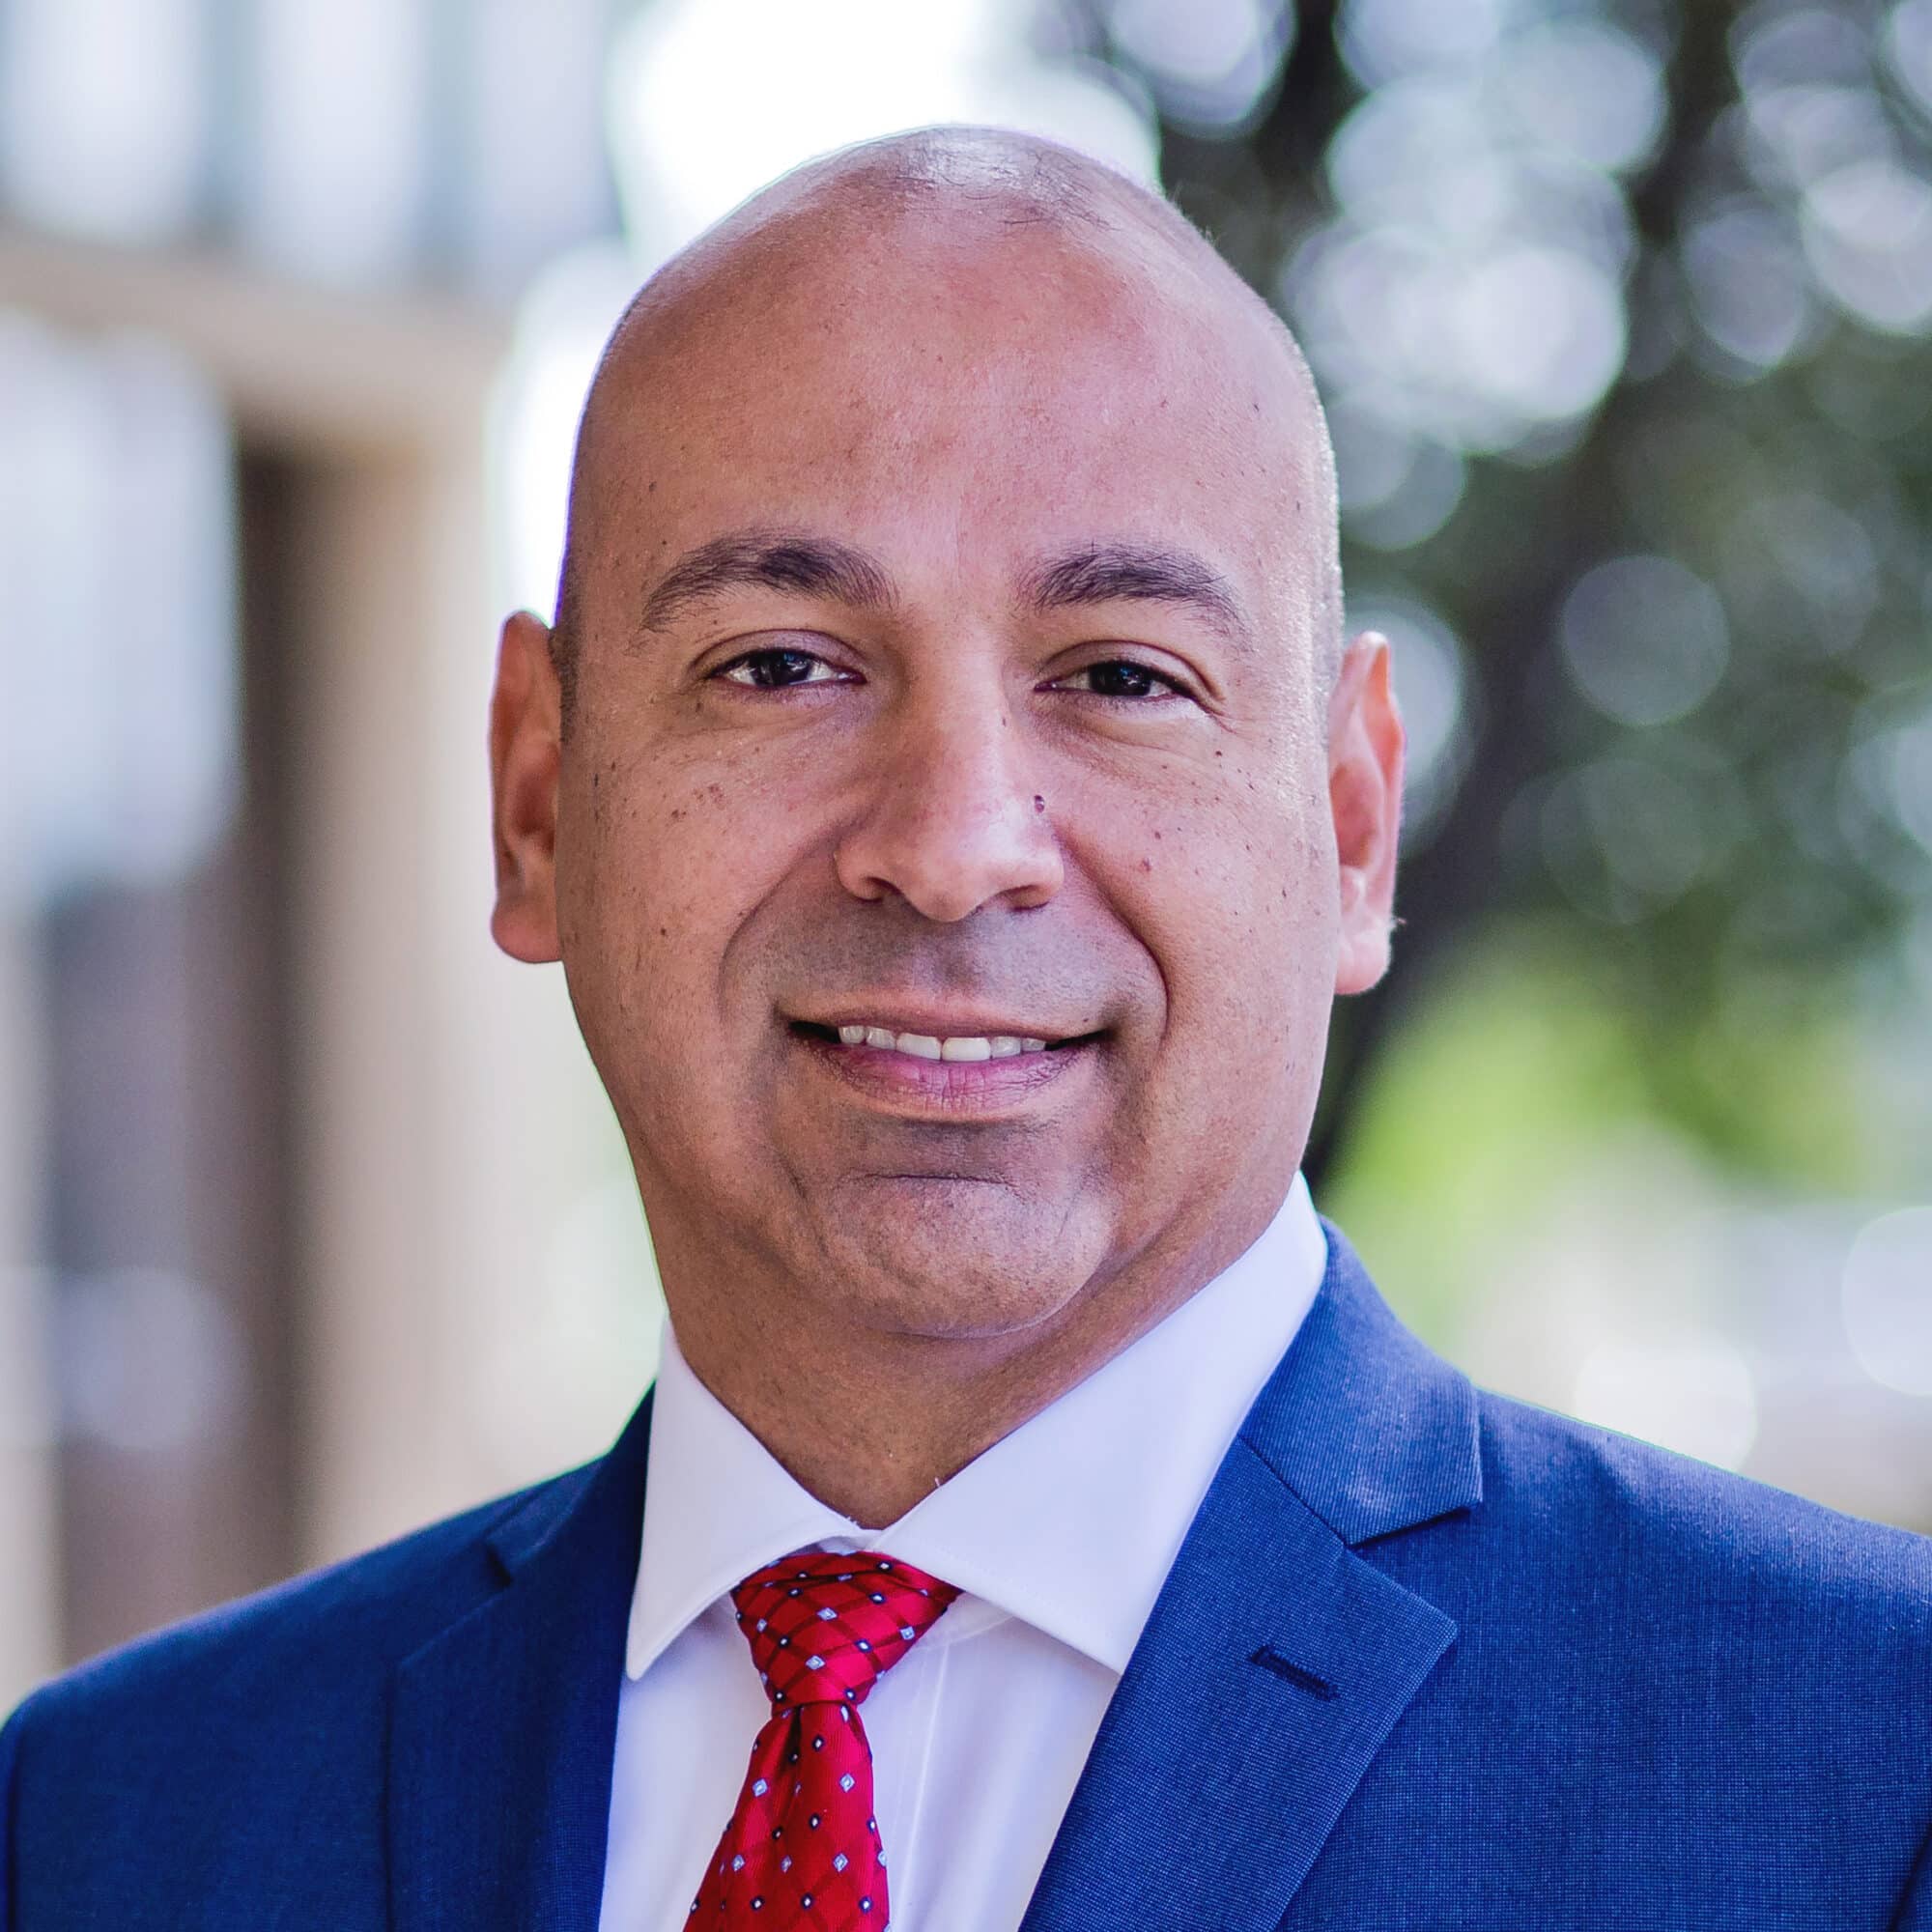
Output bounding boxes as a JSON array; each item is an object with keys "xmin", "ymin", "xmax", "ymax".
[{"xmin": 3, "ymin": 126, "xmax": 1928, "ymax": 1930}]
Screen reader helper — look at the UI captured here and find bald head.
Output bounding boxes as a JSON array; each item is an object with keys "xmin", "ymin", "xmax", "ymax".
[{"xmin": 549, "ymin": 125, "xmax": 1341, "ymax": 727}]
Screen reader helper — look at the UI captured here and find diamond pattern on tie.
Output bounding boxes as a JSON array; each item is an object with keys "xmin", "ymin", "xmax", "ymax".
[{"xmin": 691, "ymin": 1551, "xmax": 959, "ymax": 1929}]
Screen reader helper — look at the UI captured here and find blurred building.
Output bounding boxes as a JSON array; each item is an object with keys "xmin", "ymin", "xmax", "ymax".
[{"xmin": 0, "ymin": 0, "xmax": 661, "ymax": 1706}]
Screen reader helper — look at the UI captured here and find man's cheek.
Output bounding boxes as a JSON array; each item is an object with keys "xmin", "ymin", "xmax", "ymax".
[{"xmin": 587, "ymin": 810, "xmax": 727, "ymax": 958}]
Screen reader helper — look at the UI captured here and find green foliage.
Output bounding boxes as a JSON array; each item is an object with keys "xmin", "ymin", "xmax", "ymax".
[
  {"xmin": 1321, "ymin": 922, "xmax": 1654, "ymax": 1343},
  {"xmin": 1320, "ymin": 911, "xmax": 1929, "ymax": 1344}
]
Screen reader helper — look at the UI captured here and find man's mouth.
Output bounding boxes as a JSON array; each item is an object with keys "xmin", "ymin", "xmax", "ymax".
[
  {"xmin": 783, "ymin": 1014, "xmax": 1106, "ymax": 1110},
  {"xmin": 789, "ymin": 1020, "xmax": 1083, "ymax": 1062}
]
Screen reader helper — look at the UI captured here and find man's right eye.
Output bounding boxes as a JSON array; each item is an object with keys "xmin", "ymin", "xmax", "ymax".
[{"xmin": 715, "ymin": 648, "xmax": 843, "ymax": 689}]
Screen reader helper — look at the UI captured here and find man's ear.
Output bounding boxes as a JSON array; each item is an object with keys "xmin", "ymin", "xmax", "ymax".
[
  {"xmin": 1328, "ymin": 630, "xmax": 1406, "ymax": 995},
  {"xmin": 489, "ymin": 610, "xmax": 564, "ymax": 964}
]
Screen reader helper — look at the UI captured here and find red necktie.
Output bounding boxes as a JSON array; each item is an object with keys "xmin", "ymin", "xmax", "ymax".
[{"xmin": 690, "ymin": 1549, "xmax": 960, "ymax": 1928}]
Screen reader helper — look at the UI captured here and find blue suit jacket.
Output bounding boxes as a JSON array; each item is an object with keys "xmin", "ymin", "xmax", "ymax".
[{"xmin": 5, "ymin": 1226, "xmax": 1930, "ymax": 1928}]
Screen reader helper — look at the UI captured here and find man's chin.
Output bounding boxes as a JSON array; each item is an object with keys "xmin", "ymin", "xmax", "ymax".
[{"xmin": 807, "ymin": 1173, "xmax": 1108, "ymax": 1344}]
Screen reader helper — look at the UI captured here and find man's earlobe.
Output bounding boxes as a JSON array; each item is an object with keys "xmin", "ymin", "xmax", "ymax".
[
  {"xmin": 489, "ymin": 610, "xmax": 565, "ymax": 964},
  {"xmin": 1328, "ymin": 631, "xmax": 1406, "ymax": 996}
]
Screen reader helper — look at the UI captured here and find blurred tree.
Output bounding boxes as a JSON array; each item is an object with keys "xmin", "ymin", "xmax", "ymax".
[{"xmin": 1072, "ymin": 0, "xmax": 1932, "ymax": 1191}]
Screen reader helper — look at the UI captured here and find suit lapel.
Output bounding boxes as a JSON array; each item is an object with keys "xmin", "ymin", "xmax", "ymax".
[
  {"xmin": 1022, "ymin": 1225, "xmax": 1481, "ymax": 1932},
  {"xmin": 387, "ymin": 1391, "xmax": 654, "ymax": 1932}
]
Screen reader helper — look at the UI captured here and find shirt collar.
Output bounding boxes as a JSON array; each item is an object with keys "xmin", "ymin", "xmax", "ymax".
[{"xmin": 627, "ymin": 1173, "xmax": 1328, "ymax": 1681}]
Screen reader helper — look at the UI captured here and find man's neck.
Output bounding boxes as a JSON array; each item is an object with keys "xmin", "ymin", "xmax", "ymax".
[{"xmin": 657, "ymin": 1201, "xmax": 1279, "ymax": 1529}]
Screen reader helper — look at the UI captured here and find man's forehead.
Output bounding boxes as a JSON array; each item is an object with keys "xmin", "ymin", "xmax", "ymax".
[
  {"xmin": 587, "ymin": 226, "xmax": 1306, "ymax": 505},
  {"xmin": 556, "ymin": 128, "xmax": 1341, "ymax": 676},
  {"xmin": 593, "ymin": 355, "xmax": 1299, "ymax": 637}
]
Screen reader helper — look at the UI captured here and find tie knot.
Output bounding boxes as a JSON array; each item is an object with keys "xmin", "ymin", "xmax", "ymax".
[{"xmin": 731, "ymin": 1550, "xmax": 958, "ymax": 1714}]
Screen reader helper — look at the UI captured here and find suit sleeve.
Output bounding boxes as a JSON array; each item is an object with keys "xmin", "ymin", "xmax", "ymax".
[
  {"xmin": 1895, "ymin": 1812, "xmax": 1932, "ymax": 1931},
  {"xmin": 1, "ymin": 1697, "xmax": 23, "ymax": 1932}
]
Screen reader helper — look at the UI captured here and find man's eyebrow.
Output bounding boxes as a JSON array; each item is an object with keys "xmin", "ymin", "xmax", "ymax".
[
  {"xmin": 639, "ymin": 531, "xmax": 898, "ymax": 632},
  {"xmin": 1021, "ymin": 542, "xmax": 1248, "ymax": 640}
]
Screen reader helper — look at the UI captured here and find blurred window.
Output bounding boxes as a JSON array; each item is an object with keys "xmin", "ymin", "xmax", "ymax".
[
  {"xmin": 0, "ymin": 0, "xmax": 211, "ymax": 244},
  {"xmin": 0, "ymin": 316, "xmax": 297, "ymax": 1666}
]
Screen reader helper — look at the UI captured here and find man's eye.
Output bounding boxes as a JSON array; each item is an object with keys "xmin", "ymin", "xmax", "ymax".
[
  {"xmin": 716, "ymin": 648, "xmax": 844, "ymax": 689},
  {"xmin": 1057, "ymin": 661, "xmax": 1181, "ymax": 699}
]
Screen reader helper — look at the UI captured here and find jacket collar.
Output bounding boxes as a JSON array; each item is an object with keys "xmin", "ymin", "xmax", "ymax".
[
  {"xmin": 1019, "ymin": 1222, "xmax": 1481, "ymax": 1932},
  {"xmin": 1243, "ymin": 1217, "xmax": 1482, "ymax": 1545}
]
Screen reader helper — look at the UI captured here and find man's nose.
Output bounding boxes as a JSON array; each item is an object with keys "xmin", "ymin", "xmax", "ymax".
[{"xmin": 834, "ymin": 692, "xmax": 1064, "ymax": 921}]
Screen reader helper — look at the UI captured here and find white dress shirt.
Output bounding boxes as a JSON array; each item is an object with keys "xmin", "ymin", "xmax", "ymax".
[{"xmin": 597, "ymin": 1174, "xmax": 1329, "ymax": 1932}]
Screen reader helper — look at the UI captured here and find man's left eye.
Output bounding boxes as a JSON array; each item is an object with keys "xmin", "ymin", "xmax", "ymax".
[
  {"xmin": 1054, "ymin": 661, "xmax": 1181, "ymax": 699},
  {"xmin": 716, "ymin": 648, "xmax": 845, "ymax": 689}
]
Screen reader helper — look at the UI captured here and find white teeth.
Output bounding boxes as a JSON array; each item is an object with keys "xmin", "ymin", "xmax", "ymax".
[{"xmin": 828, "ymin": 1023, "xmax": 1061, "ymax": 1058}]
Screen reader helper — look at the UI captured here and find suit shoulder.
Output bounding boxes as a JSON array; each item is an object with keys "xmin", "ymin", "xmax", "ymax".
[
  {"xmin": 9, "ymin": 1459, "xmax": 594, "ymax": 1739},
  {"xmin": 1473, "ymin": 1383, "xmax": 1932, "ymax": 1615}
]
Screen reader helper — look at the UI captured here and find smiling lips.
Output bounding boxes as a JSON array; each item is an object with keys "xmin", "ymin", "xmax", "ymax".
[
  {"xmin": 833, "ymin": 1024, "xmax": 1052, "ymax": 1061},
  {"xmin": 789, "ymin": 1015, "xmax": 1095, "ymax": 1103},
  {"xmin": 789, "ymin": 1013, "xmax": 1096, "ymax": 1112}
]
